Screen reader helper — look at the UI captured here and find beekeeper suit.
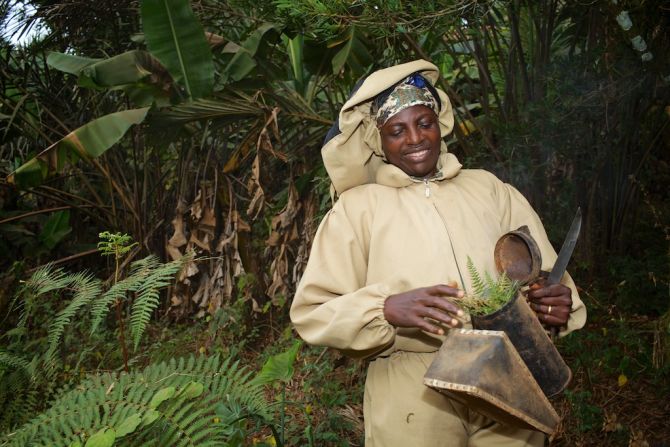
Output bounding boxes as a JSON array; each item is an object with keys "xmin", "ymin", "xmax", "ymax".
[{"xmin": 290, "ymin": 60, "xmax": 586, "ymax": 447}]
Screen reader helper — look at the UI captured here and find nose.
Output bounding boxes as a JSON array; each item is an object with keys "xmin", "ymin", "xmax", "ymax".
[{"xmin": 406, "ymin": 125, "xmax": 423, "ymax": 145}]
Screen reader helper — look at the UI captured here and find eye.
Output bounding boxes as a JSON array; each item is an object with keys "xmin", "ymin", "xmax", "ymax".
[{"xmin": 419, "ymin": 121, "xmax": 434, "ymax": 129}]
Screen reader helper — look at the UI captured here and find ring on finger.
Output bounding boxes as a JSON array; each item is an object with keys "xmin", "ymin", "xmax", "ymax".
[{"xmin": 547, "ymin": 305, "xmax": 552, "ymax": 315}]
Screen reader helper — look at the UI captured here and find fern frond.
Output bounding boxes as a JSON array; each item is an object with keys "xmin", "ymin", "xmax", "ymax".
[
  {"xmin": 44, "ymin": 272, "xmax": 102, "ymax": 373},
  {"xmin": 3, "ymin": 354, "xmax": 270, "ymax": 446},
  {"xmin": 14, "ymin": 265, "xmax": 71, "ymax": 329},
  {"xmin": 22, "ymin": 264, "xmax": 71, "ymax": 297},
  {"xmin": 90, "ymin": 274, "xmax": 143, "ymax": 333},
  {"xmin": 467, "ymin": 256, "xmax": 488, "ymax": 298},
  {"xmin": 461, "ymin": 261, "xmax": 520, "ymax": 316},
  {"xmin": 0, "ymin": 350, "xmax": 31, "ymax": 375},
  {"xmin": 483, "ymin": 269, "xmax": 496, "ymax": 299},
  {"xmin": 0, "ymin": 382, "xmax": 40, "ymax": 432},
  {"xmin": 130, "ymin": 257, "xmax": 188, "ymax": 350},
  {"xmin": 129, "ymin": 254, "xmax": 162, "ymax": 277}
]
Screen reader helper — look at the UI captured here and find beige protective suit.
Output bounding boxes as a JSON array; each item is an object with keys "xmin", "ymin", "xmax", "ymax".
[{"xmin": 290, "ymin": 60, "xmax": 586, "ymax": 447}]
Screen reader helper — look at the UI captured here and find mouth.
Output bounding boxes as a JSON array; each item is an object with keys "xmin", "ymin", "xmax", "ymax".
[{"xmin": 403, "ymin": 147, "xmax": 432, "ymax": 162}]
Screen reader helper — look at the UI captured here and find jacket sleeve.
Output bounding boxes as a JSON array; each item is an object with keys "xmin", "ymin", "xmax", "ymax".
[
  {"xmin": 290, "ymin": 199, "xmax": 396, "ymax": 358},
  {"xmin": 497, "ymin": 181, "xmax": 587, "ymax": 336}
]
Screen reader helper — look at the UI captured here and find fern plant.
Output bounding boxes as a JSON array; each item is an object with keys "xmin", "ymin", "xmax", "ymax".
[
  {"xmin": 0, "ymin": 235, "xmax": 190, "ymax": 430},
  {"xmin": 460, "ymin": 257, "xmax": 520, "ymax": 316},
  {"xmin": 2, "ymin": 353, "xmax": 273, "ymax": 446},
  {"xmin": 8, "ymin": 234, "xmax": 189, "ymax": 375}
]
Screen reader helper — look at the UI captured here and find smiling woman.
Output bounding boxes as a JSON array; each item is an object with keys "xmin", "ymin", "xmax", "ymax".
[{"xmin": 290, "ymin": 60, "xmax": 586, "ymax": 447}]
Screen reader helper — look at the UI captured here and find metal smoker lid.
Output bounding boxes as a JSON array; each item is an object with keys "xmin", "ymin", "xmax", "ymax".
[{"xmin": 494, "ymin": 225, "xmax": 542, "ymax": 285}]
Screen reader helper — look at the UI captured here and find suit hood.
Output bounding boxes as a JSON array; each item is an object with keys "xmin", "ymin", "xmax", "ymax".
[{"xmin": 322, "ymin": 59, "xmax": 462, "ymax": 195}]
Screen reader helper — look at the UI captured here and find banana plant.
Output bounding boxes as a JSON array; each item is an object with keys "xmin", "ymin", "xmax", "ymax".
[{"xmin": 7, "ymin": 0, "xmax": 215, "ymax": 190}]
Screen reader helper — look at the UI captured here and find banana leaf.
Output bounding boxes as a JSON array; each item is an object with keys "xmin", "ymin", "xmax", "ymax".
[
  {"xmin": 39, "ymin": 210, "xmax": 71, "ymax": 249},
  {"xmin": 141, "ymin": 0, "xmax": 214, "ymax": 100},
  {"xmin": 46, "ymin": 53, "xmax": 100, "ymax": 75},
  {"xmin": 330, "ymin": 27, "xmax": 373, "ymax": 75},
  {"xmin": 223, "ymin": 23, "xmax": 281, "ymax": 82},
  {"xmin": 77, "ymin": 51, "xmax": 168, "ymax": 89},
  {"xmin": 8, "ymin": 108, "xmax": 150, "ymax": 189},
  {"xmin": 47, "ymin": 50, "xmax": 175, "ymax": 106}
]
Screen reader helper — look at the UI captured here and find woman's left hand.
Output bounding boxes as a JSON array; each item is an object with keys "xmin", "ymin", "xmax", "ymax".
[{"xmin": 525, "ymin": 281, "xmax": 572, "ymax": 327}]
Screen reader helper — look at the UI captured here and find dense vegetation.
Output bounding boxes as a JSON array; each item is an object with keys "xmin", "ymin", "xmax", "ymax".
[{"xmin": 0, "ymin": 0, "xmax": 668, "ymax": 445}]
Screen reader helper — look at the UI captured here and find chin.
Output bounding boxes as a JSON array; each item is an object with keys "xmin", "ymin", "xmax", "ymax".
[{"xmin": 408, "ymin": 160, "xmax": 439, "ymax": 178}]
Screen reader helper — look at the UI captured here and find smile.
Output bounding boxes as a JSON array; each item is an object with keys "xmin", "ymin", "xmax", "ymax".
[{"xmin": 403, "ymin": 148, "xmax": 432, "ymax": 162}]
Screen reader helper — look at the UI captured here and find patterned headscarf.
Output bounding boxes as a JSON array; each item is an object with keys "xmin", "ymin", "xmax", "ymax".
[{"xmin": 372, "ymin": 73, "xmax": 440, "ymax": 128}]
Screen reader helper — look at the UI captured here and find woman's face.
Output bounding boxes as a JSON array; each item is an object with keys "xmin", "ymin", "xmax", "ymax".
[{"xmin": 379, "ymin": 105, "xmax": 441, "ymax": 178}]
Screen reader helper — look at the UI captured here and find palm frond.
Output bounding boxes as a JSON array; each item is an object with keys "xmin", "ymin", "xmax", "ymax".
[{"xmin": 152, "ymin": 95, "xmax": 265, "ymax": 126}]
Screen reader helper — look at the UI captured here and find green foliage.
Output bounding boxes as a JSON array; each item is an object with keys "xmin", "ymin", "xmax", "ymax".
[
  {"xmin": 129, "ymin": 255, "xmax": 189, "ymax": 350},
  {"xmin": 141, "ymin": 0, "xmax": 214, "ymax": 99},
  {"xmin": 460, "ymin": 257, "xmax": 519, "ymax": 316},
  {"xmin": 223, "ymin": 23, "xmax": 281, "ymax": 83},
  {"xmin": 2, "ymin": 0, "xmax": 669, "ymax": 444},
  {"xmin": 252, "ymin": 341, "xmax": 300, "ymax": 386},
  {"xmin": 38, "ymin": 210, "xmax": 72, "ymax": 250},
  {"xmin": 297, "ymin": 346, "xmax": 365, "ymax": 446},
  {"xmin": 2, "ymin": 354, "xmax": 271, "ymax": 446},
  {"xmin": 89, "ymin": 257, "xmax": 151, "ymax": 334},
  {"xmin": 0, "ymin": 246, "xmax": 190, "ymax": 430},
  {"xmin": 0, "ymin": 350, "xmax": 31, "ymax": 376},
  {"xmin": 13, "ymin": 264, "xmax": 72, "ymax": 328},
  {"xmin": 564, "ymin": 390, "xmax": 603, "ymax": 433},
  {"xmin": 43, "ymin": 271, "xmax": 102, "ymax": 375},
  {"xmin": 8, "ymin": 108, "xmax": 150, "ymax": 189}
]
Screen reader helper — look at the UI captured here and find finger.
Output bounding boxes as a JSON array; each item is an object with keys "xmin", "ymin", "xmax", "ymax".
[
  {"xmin": 529, "ymin": 302, "xmax": 567, "ymax": 315},
  {"xmin": 426, "ymin": 284, "xmax": 465, "ymax": 298},
  {"xmin": 421, "ymin": 306, "xmax": 461, "ymax": 328},
  {"xmin": 530, "ymin": 303, "xmax": 571, "ymax": 324},
  {"xmin": 428, "ymin": 296, "xmax": 465, "ymax": 318},
  {"xmin": 536, "ymin": 311, "xmax": 566, "ymax": 327},
  {"xmin": 528, "ymin": 296, "xmax": 572, "ymax": 307},
  {"xmin": 527, "ymin": 284, "xmax": 571, "ymax": 300},
  {"xmin": 416, "ymin": 317, "xmax": 449, "ymax": 335}
]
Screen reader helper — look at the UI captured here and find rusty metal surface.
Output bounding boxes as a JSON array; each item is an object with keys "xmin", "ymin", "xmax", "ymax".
[
  {"xmin": 424, "ymin": 329, "xmax": 560, "ymax": 435},
  {"xmin": 471, "ymin": 293, "xmax": 572, "ymax": 397},
  {"xmin": 493, "ymin": 225, "xmax": 542, "ymax": 285}
]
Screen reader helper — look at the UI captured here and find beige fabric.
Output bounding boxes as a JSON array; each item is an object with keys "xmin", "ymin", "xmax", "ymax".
[
  {"xmin": 365, "ymin": 352, "xmax": 545, "ymax": 447},
  {"xmin": 290, "ymin": 60, "xmax": 586, "ymax": 446}
]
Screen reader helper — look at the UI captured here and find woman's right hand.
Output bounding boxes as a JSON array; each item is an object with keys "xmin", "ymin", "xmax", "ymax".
[{"xmin": 383, "ymin": 284, "xmax": 465, "ymax": 335}]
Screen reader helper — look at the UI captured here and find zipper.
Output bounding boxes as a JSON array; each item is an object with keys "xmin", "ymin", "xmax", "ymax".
[
  {"xmin": 431, "ymin": 202, "xmax": 467, "ymax": 293},
  {"xmin": 413, "ymin": 173, "xmax": 465, "ymax": 289}
]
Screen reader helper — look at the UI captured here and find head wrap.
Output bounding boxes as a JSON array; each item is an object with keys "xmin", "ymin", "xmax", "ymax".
[{"xmin": 372, "ymin": 73, "xmax": 440, "ymax": 128}]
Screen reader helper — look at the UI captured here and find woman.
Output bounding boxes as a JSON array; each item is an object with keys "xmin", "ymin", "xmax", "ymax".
[{"xmin": 290, "ymin": 60, "xmax": 586, "ymax": 446}]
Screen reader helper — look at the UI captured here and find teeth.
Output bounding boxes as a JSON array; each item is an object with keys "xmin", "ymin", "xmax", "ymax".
[{"xmin": 406, "ymin": 149, "xmax": 429, "ymax": 160}]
